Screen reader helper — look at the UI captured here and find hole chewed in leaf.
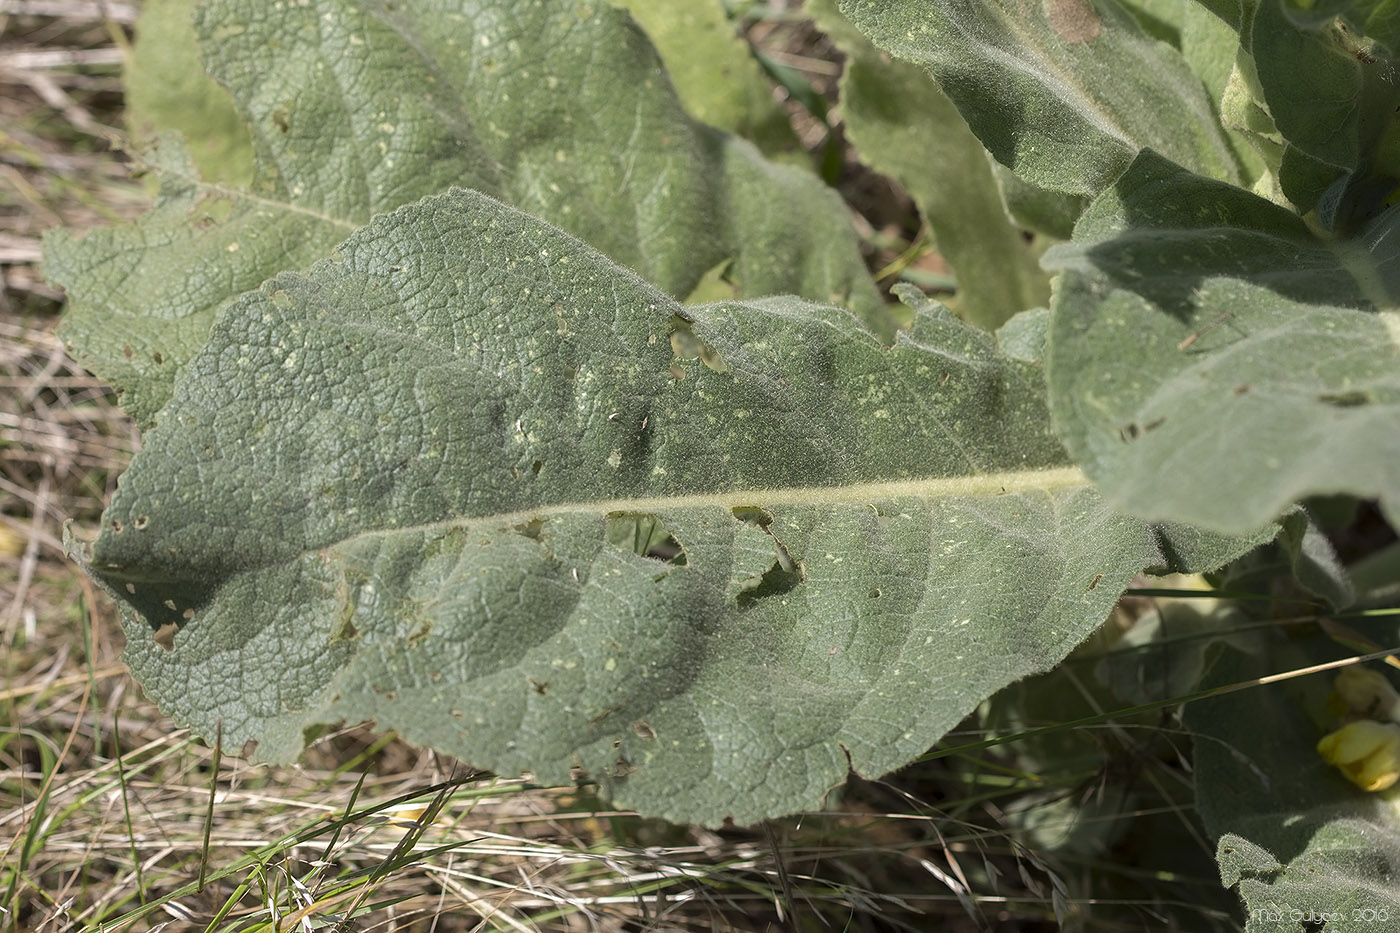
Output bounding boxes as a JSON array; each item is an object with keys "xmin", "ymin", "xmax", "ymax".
[
  {"xmin": 669, "ymin": 315, "xmax": 728, "ymax": 373},
  {"xmin": 333, "ymin": 612, "xmax": 359, "ymax": 644},
  {"xmin": 731, "ymin": 505, "xmax": 773, "ymax": 528},
  {"xmin": 605, "ymin": 512, "xmax": 688, "ymax": 565},
  {"xmin": 730, "ymin": 506, "xmax": 805, "ymax": 609},
  {"xmin": 513, "ymin": 517, "xmax": 546, "ymax": 540},
  {"xmin": 153, "ymin": 622, "xmax": 179, "ymax": 652},
  {"xmin": 736, "ymin": 560, "xmax": 805, "ymax": 609}
]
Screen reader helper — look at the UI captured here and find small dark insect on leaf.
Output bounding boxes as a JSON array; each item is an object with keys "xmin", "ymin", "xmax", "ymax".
[{"xmin": 1087, "ymin": 573, "xmax": 1103, "ymax": 591}]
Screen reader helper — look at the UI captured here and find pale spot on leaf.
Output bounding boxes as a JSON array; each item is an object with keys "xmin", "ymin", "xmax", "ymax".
[{"xmin": 1045, "ymin": 0, "xmax": 1101, "ymax": 43}]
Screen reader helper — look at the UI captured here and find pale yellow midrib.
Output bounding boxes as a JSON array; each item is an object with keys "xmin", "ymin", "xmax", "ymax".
[{"xmin": 350, "ymin": 465, "xmax": 1093, "ymax": 540}]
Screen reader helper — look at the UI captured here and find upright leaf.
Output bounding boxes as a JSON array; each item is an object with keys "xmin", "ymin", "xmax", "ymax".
[
  {"xmin": 1045, "ymin": 151, "xmax": 1400, "ymax": 534},
  {"xmin": 989, "ymin": 164, "xmax": 1090, "ymax": 241},
  {"xmin": 1249, "ymin": 0, "xmax": 1400, "ymax": 218},
  {"xmin": 1251, "ymin": 0, "xmax": 1367, "ymax": 172},
  {"xmin": 835, "ymin": 0, "xmax": 1241, "ymax": 196},
  {"xmin": 808, "ymin": 0, "xmax": 1050, "ymax": 330},
  {"xmin": 124, "ymin": 0, "xmax": 254, "ymax": 186},
  {"xmin": 611, "ymin": 0, "xmax": 801, "ymax": 159},
  {"xmin": 1191, "ymin": 0, "xmax": 1254, "ymax": 31},
  {"xmin": 46, "ymin": 0, "xmax": 880, "ymax": 425},
  {"xmin": 74, "ymin": 190, "xmax": 1266, "ymax": 826},
  {"xmin": 1118, "ymin": 0, "xmax": 1186, "ymax": 42},
  {"xmin": 1181, "ymin": 3, "xmax": 1271, "ymax": 186}
]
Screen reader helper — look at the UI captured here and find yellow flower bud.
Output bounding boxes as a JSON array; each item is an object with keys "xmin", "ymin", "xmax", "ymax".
[
  {"xmin": 1317, "ymin": 720, "xmax": 1400, "ymax": 792},
  {"xmin": 1332, "ymin": 667, "xmax": 1400, "ymax": 723}
]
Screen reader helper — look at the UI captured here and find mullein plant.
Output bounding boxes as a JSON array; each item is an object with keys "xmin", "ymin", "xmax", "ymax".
[{"xmin": 43, "ymin": 0, "xmax": 1400, "ymax": 924}]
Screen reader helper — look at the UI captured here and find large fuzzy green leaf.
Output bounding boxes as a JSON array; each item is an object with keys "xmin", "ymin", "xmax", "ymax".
[
  {"xmin": 1187, "ymin": 642, "xmax": 1400, "ymax": 930},
  {"xmin": 834, "ymin": 0, "xmax": 1241, "ymax": 197},
  {"xmin": 45, "ymin": 0, "xmax": 879, "ymax": 426},
  {"xmin": 74, "ymin": 189, "xmax": 1266, "ymax": 826},
  {"xmin": 1045, "ymin": 150, "xmax": 1400, "ymax": 535},
  {"xmin": 808, "ymin": 0, "xmax": 1049, "ymax": 330}
]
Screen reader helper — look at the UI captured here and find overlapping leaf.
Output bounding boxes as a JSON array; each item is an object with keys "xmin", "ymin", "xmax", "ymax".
[
  {"xmin": 1281, "ymin": 0, "xmax": 1400, "ymax": 58},
  {"xmin": 1045, "ymin": 151, "xmax": 1400, "ymax": 535},
  {"xmin": 124, "ymin": 0, "xmax": 253, "ymax": 186},
  {"xmin": 834, "ymin": 0, "xmax": 1241, "ymax": 197},
  {"xmin": 1253, "ymin": 0, "xmax": 1369, "ymax": 171},
  {"xmin": 611, "ymin": 0, "xmax": 800, "ymax": 159},
  {"xmin": 808, "ymin": 0, "xmax": 1050, "ymax": 330},
  {"xmin": 1226, "ymin": 0, "xmax": 1400, "ymax": 218},
  {"xmin": 45, "ymin": 0, "xmax": 879, "ymax": 425},
  {"xmin": 75, "ymin": 190, "xmax": 1266, "ymax": 826}
]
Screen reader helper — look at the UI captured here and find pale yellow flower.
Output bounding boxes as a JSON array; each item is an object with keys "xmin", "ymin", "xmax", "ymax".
[
  {"xmin": 1331, "ymin": 667, "xmax": 1400, "ymax": 723},
  {"xmin": 1317, "ymin": 720, "xmax": 1400, "ymax": 792}
]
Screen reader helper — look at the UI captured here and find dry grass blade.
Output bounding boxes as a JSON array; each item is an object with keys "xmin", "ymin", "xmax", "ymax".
[{"xmin": 0, "ymin": 2, "xmax": 137, "ymax": 22}]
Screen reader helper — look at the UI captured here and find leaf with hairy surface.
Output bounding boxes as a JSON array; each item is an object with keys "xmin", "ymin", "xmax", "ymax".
[
  {"xmin": 834, "ymin": 0, "xmax": 1241, "ymax": 197},
  {"xmin": 73, "ymin": 190, "xmax": 1266, "ymax": 826},
  {"xmin": 45, "ymin": 0, "xmax": 879, "ymax": 426},
  {"xmin": 1045, "ymin": 150, "xmax": 1400, "ymax": 535}
]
